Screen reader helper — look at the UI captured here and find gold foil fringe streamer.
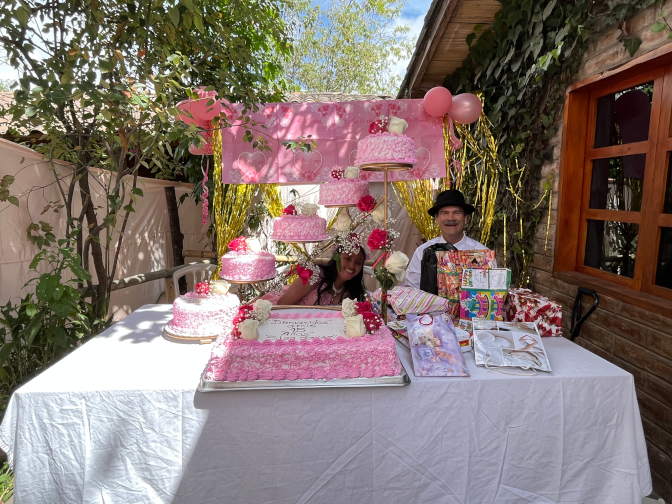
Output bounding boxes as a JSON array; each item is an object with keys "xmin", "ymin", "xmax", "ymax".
[
  {"xmin": 261, "ymin": 183, "xmax": 284, "ymax": 218},
  {"xmin": 211, "ymin": 118, "xmax": 224, "ymax": 279},
  {"xmin": 392, "ymin": 179, "xmax": 444, "ymax": 240}
]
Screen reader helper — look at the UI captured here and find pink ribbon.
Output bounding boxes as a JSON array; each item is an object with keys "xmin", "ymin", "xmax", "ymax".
[{"xmin": 201, "ymin": 158, "xmax": 209, "ymax": 225}]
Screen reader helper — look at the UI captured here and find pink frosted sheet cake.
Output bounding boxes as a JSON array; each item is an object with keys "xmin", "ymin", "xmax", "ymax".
[
  {"xmin": 220, "ymin": 236, "xmax": 277, "ymax": 282},
  {"xmin": 204, "ymin": 311, "xmax": 402, "ymax": 382},
  {"xmin": 167, "ymin": 288, "xmax": 240, "ymax": 337},
  {"xmin": 319, "ymin": 170, "xmax": 369, "ymax": 206},
  {"xmin": 272, "ymin": 215, "xmax": 328, "ymax": 241},
  {"xmin": 354, "ymin": 116, "xmax": 417, "ymax": 166}
]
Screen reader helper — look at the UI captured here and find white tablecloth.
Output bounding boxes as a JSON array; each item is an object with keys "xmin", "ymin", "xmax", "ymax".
[{"xmin": 0, "ymin": 304, "xmax": 651, "ymax": 504}]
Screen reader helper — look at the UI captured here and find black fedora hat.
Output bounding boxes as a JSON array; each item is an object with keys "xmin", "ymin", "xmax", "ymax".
[{"xmin": 427, "ymin": 189, "xmax": 475, "ymax": 216}]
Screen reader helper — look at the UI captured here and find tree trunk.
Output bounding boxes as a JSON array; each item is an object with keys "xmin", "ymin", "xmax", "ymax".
[{"xmin": 165, "ymin": 187, "xmax": 187, "ymax": 295}]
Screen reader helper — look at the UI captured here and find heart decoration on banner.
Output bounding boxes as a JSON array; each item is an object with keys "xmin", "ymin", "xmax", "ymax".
[
  {"xmin": 294, "ymin": 149, "xmax": 323, "ymax": 181},
  {"xmin": 237, "ymin": 151, "xmax": 268, "ymax": 183},
  {"xmin": 348, "ymin": 150, "xmax": 358, "ymax": 166},
  {"xmin": 415, "ymin": 147, "xmax": 431, "ymax": 170}
]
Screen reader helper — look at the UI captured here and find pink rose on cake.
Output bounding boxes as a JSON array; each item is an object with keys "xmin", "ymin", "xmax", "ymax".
[
  {"xmin": 282, "ymin": 205, "xmax": 297, "ymax": 215},
  {"xmin": 231, "ymin": 299, "xmax": 272, "ymax": 339},
  {"xmin": 367, "ymin": 228, "xmax": 388, "ymax": 251},
  {"xmin": 357, "ymin": 195, "xmax": 376, "ymax": 213},
  {"xmin": 228, "ymin": 236, "xmax": 248, "ymax": 252},
  {"xmin": 195, "ymin": 281, "xmax": 210, "ymax": 295}
]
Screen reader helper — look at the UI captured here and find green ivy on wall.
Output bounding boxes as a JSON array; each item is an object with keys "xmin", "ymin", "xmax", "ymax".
[{"xmin": 445, "ymin": 0, "xmax": 663, "ymax": 286}]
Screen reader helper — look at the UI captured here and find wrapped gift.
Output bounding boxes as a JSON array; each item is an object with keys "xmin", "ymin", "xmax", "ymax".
[
  {"xmin": 459, "ymin": 268, "xmax": 510, "ymax": 321},
  {"xmin": 436, "ymin": 250, "xmax": 496, "ymax": 317},
  {"xmin": 504, "ymin": 288, "xmax": 562, "ymax": 337}
]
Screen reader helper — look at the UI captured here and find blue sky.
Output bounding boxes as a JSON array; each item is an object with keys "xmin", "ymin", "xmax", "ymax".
[{"xmin": 0, "ymin": 0, "xmax": 432, "ymax": 86}]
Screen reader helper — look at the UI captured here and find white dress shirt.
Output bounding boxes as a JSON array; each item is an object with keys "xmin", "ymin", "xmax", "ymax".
[{"xmin": 402, "ymin": 234, "xmax": 490, "ymax": 290}]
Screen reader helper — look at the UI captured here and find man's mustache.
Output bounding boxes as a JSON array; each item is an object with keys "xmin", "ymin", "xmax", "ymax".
[{"xmin": 441, "ymin": 220, "xmax": 459, "ymax": 225}]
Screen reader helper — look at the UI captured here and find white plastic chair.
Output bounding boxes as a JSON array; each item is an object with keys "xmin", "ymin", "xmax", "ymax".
[{"xmin": 172, "ymin": 263, "xmax": 216, "ymax": 298}]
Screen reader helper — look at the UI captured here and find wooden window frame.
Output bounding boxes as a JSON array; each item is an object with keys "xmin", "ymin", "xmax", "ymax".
[{"xmin": 555, "ymin": 43, "xmax": 672, "ymax": 318}]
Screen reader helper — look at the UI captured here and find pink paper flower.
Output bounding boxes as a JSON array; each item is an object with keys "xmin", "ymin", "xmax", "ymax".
[
  {"xmin": 357, "ymin": 195, "xmax": 376, "ymax": 213},
  {"xmin": 367, "ymin": 228, "xmax": 388, "ymax": 251},
  {"xmin": 228, "ymin": 236, "xmax": 248, "ymax": 252},
  {"xmin": 282, "ymin": 205, "xmax": 296, "ymax": 215}
]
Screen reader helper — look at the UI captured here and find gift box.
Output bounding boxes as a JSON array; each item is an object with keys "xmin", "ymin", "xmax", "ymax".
[
  {"xmin": 459, "ymin": 289, "xmax": 507, "ymax": 320},
  {"xmin": 504, "ymin": 288, "xmax": 562, "ymax": 337}
]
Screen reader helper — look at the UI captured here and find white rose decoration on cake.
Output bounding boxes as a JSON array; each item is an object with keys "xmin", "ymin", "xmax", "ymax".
[
  {"xmin": 302, "ymin": 203, "xmax": 319, "ymax": 216},
  {"xmin": 343, "ymin": 166, "xmax": 360, "ymax": 179},
  {"xmin": 387, "ymin": 116, "xmax": 408, "ymax": 134},
  {"xmin": 335, "ymin": 211, "xmax": 352, "ymax": 232},
  {"xmin": 239, "ymin": 319, "xmax": 260, "ymax": 340},
  {"xmin": 344, "ymin": 314, "xmax": 367, "ymax": 337},
  {"xmin": 342, "ymin": 298, "xmax": 357, "ymax": 318},
  {"xmin": 371, "ymin": 205, "xmax": 385, "ymax": 223},
  {"xmin": 385, "ymin": 251, "xmax": 410, "ymax": 282},
  {"xmin": 246, "ymin": 237, "xmax": 262, "ymax": 253},
  {"xmin": 252, "ymin": 299, "xmax": 272, "ymax": 321},
  {"xmin": 210, "ymin": 280, "xmax": 230, "ymax": 296}
]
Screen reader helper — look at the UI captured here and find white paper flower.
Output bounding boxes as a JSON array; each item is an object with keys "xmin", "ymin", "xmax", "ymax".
[
  {"xmin": 239, "ymin": 319, "xmax": 260, "ymax": 340},
  {"xmin": 335, "ymin": 211, "xmax": 352, "ymax": 232},
  {"xmin": 344, "ymin": 166, "xmax": 360, "ymax": 179},
  {"xmin": 385, "ymin": 251, "xmax": 409, "ymax": 282},
  {"xmin": 344, "ymin": 314, "xmax": 366, "ymax": 338},
  {"xmin": 252, "ymin": 299, "xmax": 273, "ymax": 321},
  {"xmin": 342, "ymin": 298, "xmax": 357, "ymax": 318},
  {"xmin": 302, "ymin": 203, "xmax": 319, "ymax": 216},
  {"xmin": 371, "ymin": 205, "xmax": 385, "ymax": 223},
  {"xmin": 387, "ymin": 116, "xmax": 408, "ymax": 134},
  {"xmin": 210, "ymin": 280, "xmax": 230, "ymax": 296},
  {"xmin": 246, "ymin": 237, "xmax": 262, "ymax": 253}
]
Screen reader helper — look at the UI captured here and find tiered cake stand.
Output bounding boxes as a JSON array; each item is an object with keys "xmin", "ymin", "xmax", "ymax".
[{"xmin": 223, "ymin": 275, "xmax": 277, "ymax": 301}]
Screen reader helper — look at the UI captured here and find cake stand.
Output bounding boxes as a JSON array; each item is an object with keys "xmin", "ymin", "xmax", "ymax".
[
  {"xmin": 163, "ymin": 325, "xmax": 219, "ymax": 345},
  {"xmin": 275, "ymin": 238, "xmax": 329, "ymax": 258},
  {"xmin": 224, "ymin": 276, "xmax": 277, "ymax": 299},
  {"xmin": 322, "ymin": 203, "xmax": 357, "ymax": 209},
  {"xmin": 359, "ymin": 163, "xmax": 412, "ymax": 322}
]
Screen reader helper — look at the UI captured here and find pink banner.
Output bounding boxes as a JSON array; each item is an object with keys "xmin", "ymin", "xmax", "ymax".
[{"xmin": 220, "ymin": 99, "xmax": 446, "ymax": 184}]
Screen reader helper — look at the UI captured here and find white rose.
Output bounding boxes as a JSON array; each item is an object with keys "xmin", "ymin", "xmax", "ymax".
[
  {"xmin": 210, "ymin": 280, "xmax": 230, "ymax": 296},
  {"xmin": 387, "ymin": 116, "xmax": 408, "ymax": 134},
  {"xmin": 371, "ymin": 205, "xmax": 385, "ymax": 223},
  {"xmin": 239, "ymin": 319, "xmax": 260, "ymax": 340},
  {"xmin": 302, "ymin": 203, "xmax": 319, "ymax": 216},
  {"xmin": 252, "ymin": 299, "xmax": 272, "ymax": 321},
  {"xmin": 344, "ymin": 314, "xmax": 367, "ymax": 338},
  {"xmin": 342, "ymin": 298, "xmax": 357, "ymax": 318},
  {"xmin": 385, "ymin": 251, "xmax": 409, "ymax": 282},
  {"xmin": 344, "ymin": 166, "xmax": 360, "ymax": 179},
  {"xmin": 335, "ymin": 211, "xmax": 352, "ymax": 232},
  {"xmin": 246, "ymin": 237, "xmax": 262, "ymax": 253}
]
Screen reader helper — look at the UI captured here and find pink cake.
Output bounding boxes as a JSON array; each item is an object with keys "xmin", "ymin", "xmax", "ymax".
[
  {"xmin": 319, "ymin": 178, "xmax": 369, "ymax": 206},
  {"xmin": 167, "ymin": 290, "xmax": 240, "ymax": 337},
  {"xmin": 204, "ymin": 311, "xmax": 402, "ymax": 382},
  {"xmin": 354, "ymin": 132, "xmax": 417, "ymax": 166},
  {"xmin": 220, "ymin": 250, "xmax": 276, "ymax": 281},
  {"xmin": 272, "ymin": 214, "xmax": 328, "ymax": 241}
]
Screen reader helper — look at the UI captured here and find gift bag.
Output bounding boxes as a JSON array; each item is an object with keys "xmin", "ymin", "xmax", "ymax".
[
  {"xmin": 436, "ymin": 250, "xmax": 496, "ymax": 317},
  {"xmin": 407, "ymin": 313, "xmax": 469, "ymax": 377}
]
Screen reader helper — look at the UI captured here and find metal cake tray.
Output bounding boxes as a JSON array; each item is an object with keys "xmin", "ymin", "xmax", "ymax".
[{"xmin": 198, "ymin": 362, "xmax": 410, "ymax": 391}]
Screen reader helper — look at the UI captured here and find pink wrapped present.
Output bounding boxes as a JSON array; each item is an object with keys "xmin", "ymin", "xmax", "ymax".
[{"xmin": 504, "ymin": 288, "xmax": 562, "ymax": 337}]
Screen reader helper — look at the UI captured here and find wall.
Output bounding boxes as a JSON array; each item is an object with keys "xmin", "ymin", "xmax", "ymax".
[
  {"xmin": 0, "ymin": 139, "xmax": 208, "ymax": 321},
  {"xmin": 531, "ymin": 2, "xmax": 672, "ymax": 500}
]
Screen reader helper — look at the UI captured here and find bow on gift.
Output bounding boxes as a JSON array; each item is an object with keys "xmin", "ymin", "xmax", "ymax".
[{"xmin": 296, "ymin": 264, "xmax": 312, "ymax": 285}]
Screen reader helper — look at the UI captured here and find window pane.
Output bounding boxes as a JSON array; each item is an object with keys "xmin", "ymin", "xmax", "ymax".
[
  {"xmin": 590, "ymin": 155, "xmax": 645, "ymax": 211},
  {"xmin": 585, "ymin": 220, "xmax": 639, "ymax": 278},
  {"xmin": 594, "ymin": 82, "xmax": 653, "ymax": 148},
  {"xmin": 665, "ymin": 154, "xmax": 672, "ymax": 214},
  {"xmin": 656, "ymin": 228, "xmax": 672, "ymax": 289}
]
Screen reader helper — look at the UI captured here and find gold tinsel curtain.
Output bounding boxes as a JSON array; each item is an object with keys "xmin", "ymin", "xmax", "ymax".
[
  {"xmin": 261, "ymin": 183, "xmax": 284, "ymax": 218},
  {"xmin": 211, "ymin": 120, "xmax": 257, "ymax": 278}
]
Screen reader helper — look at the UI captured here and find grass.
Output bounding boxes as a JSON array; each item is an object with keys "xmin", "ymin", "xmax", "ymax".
[{"xmin": 0, "ymin": 463, "xmax": 13, "ymax": 504}]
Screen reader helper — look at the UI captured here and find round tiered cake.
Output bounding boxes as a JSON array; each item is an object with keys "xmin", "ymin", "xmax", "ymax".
[
  {"xmin": 166, "ymin": 281, "xmax": 240, "ymax": 338},
  {"xmin": 354, "ymin": 116, "xmax": 417, "ymax": 166},
  {"xmin": 272, "ymin": 204, "xmax": 328, "ymax": 242},
  {"xmin": 220, "ymin": 237, "xmax": 276, "ymax": 282},
  {"xmin": 319, "ymin": 167, "xmax": 370, "ymax": 206}
]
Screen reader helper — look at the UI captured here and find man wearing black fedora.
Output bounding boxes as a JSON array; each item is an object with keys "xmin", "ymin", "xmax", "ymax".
[{"xmin": 403, "ymin": 189, "xmax": 489, "ymax": 290}]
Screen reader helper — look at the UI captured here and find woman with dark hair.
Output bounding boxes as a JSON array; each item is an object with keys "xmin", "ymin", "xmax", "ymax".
[{"xmin": 275, "ymin": 246, "xmax": 366, "ymax": 306}]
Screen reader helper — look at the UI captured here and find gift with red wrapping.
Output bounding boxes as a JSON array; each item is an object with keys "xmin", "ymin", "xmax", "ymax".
[{"xmin": 504, "ymin": 288, "xmax": 562, "ymax": 337}]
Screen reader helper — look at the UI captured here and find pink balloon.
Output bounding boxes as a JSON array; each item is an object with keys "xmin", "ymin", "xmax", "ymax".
[
  {"xmin": 423, "ymin": 87, "xmax": 453, "ymax": 117},
  {"xmin": 449, "ymin": 93, "xmax": 483, "ymax": 124}
]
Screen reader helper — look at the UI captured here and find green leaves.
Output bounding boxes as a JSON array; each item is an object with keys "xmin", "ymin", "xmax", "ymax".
[{"xmin": 623, "ymin": 37, "xmax": 643, "ymax": 57}]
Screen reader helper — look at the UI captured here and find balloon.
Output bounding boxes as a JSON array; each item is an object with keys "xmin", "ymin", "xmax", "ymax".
[
  {"xmin": 423, "ymin": 87, "xmax": 453, "ymax": 117},
  {"xmin": 449, "ymin": 93, "xmax": 483, "ymax": 124}
]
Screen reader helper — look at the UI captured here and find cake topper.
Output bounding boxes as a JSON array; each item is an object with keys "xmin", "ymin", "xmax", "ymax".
[{"xmin": 388, "ymin": 116, "xmax": 408, "ymax": 134}]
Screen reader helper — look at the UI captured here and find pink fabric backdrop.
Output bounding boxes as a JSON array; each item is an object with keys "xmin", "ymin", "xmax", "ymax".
[{"xmin": 220, "ymin": 99, "xmax": 446, "ymax": 184}]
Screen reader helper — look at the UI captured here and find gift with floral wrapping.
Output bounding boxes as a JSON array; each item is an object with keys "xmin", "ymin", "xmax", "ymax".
[{"xmin": 504, "ymin": 288, "xmax": 562, "ymax": 337}]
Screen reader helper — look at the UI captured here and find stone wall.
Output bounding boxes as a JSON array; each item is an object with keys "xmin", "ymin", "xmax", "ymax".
[{"xmin": 531, "ymin": 1, "xmax": 672, "ymax": 500}]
